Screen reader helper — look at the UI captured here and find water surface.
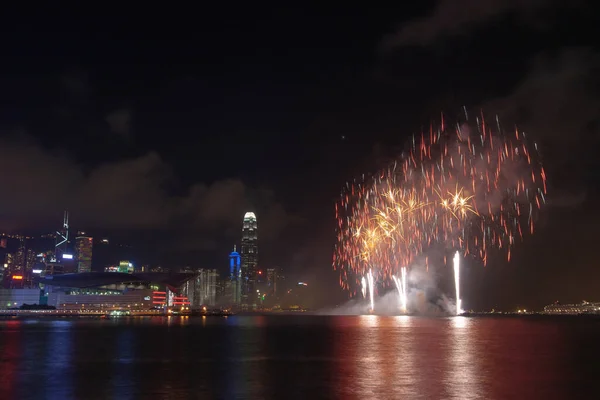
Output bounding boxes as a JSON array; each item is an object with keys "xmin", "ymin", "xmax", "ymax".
[{"xmin": 1, "ymin": 315, "xmax": 598, "ymax": 399}]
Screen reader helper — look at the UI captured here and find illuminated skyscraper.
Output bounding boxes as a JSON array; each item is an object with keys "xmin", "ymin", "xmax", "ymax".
[
  {"xmin": 241, "ymin": 212, "xmax": 258, "ymax": 306},
  {"xmin": 75, "ymin": 232, "xmax": 93, "ymax": 273},
  {"xmin": 228, "ymin": 246, "xmax": 242, "ymax": 305},
  {"xmin": 15, "ymin": 237, "xmax": 26, "ymax": 273},
  {"xmin": 55, "ymin": 211, "xmax": 69, "ymax": 259},
  {"xmin": 266, "ymin": 268, "xmax": 278, "ymax": 297}
]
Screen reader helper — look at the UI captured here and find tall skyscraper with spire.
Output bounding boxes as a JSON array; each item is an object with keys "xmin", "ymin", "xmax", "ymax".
[
  {"xmin": 229, "ymin": 245, "xmax": 242, "ymax": 305},
  {"xmin": 55, "ymin": 211, "xmax": 69, "ymax": 260},
  {"xmin": 240, "ymin": 212, "xmax": 258, "ymax": 306}
]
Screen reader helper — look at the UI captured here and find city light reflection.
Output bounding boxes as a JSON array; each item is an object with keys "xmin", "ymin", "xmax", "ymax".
[
  {"xmin": 110, "ymin": 329, "xmax": 134, "ymax": 400},
  {"xmin": 46, "ymin": 320, "xmax": 74, "ymax": 399},
  {"xmin": 0, "ymin": 320, "xmax": 21, "ymax": 398}
]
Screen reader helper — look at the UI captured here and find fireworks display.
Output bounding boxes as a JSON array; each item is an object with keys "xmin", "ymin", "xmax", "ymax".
[{"xmin": 333, "ymin": 110, "xmax": 546, "ymax": 312}]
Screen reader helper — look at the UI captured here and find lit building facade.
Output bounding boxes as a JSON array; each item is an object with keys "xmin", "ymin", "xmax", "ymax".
[
  {"xmin": 4, "ymin": 253, "xmax": 14, "ymax": 276},
  {"xmin": 75, "ymin": 232, "xmax": 93, "ymax": 273},
  {"xmin": 118, "ymin": 261, "xmax": 134, "ymax": 274},
  {"xmin": 55, "ymin": 211, "xmax": 69, "ymax": 259},
  {"xmin": 15, "ymin": 237, "xmax": 25, "ymax": 274},
  {"xmin": 266, "ymin": 268, "xmax": 280, "ymax": 297},
  {"xmin": 240, "ymin": 212, "xmax": 258, "ymax": 306},
  {"xmin": 229, "ymin": 246, "xmax": 242, "ymax": 305},
  {"xmin": 38, "ymin": 272, "xmax": 195, "ymax": 311},
  {"xmin": 0, "ymin": 289, "xmax": 41, "ymax": 308}
]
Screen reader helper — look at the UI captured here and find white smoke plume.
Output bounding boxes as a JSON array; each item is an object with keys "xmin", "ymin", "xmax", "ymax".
[{"xmin": 319, "ymin": 255, "xmax": 459, "ymax": 316}]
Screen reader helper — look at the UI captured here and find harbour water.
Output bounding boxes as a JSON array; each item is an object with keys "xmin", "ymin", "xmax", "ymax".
[{"xmin": 1, "ymin": 315, "xmax": 598, "ymax": 399}]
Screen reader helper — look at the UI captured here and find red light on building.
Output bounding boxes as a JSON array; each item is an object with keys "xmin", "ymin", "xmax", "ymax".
[
  {"xmin": 152, "ymin": 290, "xmax": 167, "ymax": 305},
  {"xmin": 12, "ymin": 275, "xmax": 23, "ymax": 280},
  {"xmin": 173, "ymin": 296, "xmax": 190, "ymax": 305}
]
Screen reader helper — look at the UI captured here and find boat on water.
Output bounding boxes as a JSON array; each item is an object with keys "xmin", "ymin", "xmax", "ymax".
[
  {"xmin": 102, "ymin": 310, "xmax": 132, "ymax": 319},
  {"xmin": 190, "ymin": 307, "xmax": 234, "ymax": 317}
]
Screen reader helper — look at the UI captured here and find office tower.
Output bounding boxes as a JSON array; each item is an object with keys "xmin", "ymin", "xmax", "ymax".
[
  {"xmin": 240, "ymin": 212, "xmax": 258, "ymax": 306},
  {"xmin": 266, "ymin": 268, "xmax": 278, "ymax": 297},
  {"xmin": 55, "ymin": 211, "xmax": 69, "ymax": 259},
  {"xmin": 75, "ymin": 232, "xmax": 93, "ymax": 273},
  {"xmin": 3, "ymin": 253, "xmax": 14, "ymax": 288},
  {"xmin": 15, "ymin": 237, "xmax": 26, "ymax": 273},
  {"xmin": 24, "ymin": 248, "xmax": 36, "ymax": 287},
  {"xmin": 229, "ymin": 246, "xmax": 241, "ymax": 305},
  {"xmin": 25, "ymin": 249, "xmax": 36, "ymax": 272}
]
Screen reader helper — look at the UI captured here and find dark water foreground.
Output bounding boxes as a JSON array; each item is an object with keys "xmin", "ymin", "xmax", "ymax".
[{"xmin": 1, "ymin": 315, "xmax": 598, "ymax": 399}]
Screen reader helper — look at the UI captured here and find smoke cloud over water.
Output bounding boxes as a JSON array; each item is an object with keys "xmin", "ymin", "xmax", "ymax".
[{"xmin": 318, "ymin": 260, "xmax": 458, "ymax": 316}]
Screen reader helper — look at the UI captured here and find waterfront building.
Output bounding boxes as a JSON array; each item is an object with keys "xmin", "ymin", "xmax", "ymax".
[
  {"xmin": 0, "ymin": 288, "xmax": 41, "ymax": 308},
  {"xmin": 36, "ymin": 272, "xmax": 195, "ymax": 311}
]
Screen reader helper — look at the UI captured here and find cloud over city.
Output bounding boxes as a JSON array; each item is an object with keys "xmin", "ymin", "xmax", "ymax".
[{"xmin": 0, "ymin": 134, "xmax": 296, "ymax": 250}]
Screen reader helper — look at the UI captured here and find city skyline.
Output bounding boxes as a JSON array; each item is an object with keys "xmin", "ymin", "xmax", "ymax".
[
  {"xmin": 1, "ymin": 210, "xmax": 267, "ymax": 271},
  {"xmin": 0, "ymin": 207, "xmax": 297, "ymax": 312},
  {"xmin": 0, "ymin": 2, "xmax": 598, "ymax": 309}
]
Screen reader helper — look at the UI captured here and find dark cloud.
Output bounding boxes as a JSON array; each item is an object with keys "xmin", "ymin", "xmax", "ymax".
[
  {"xmin": 484, "ymin": 47, "xmax": 600, "ymax": 195},
  {"xmin": 0, "ymin": 134, "xmax": 296, "ymax": 256},
  {"xmin": 105, "ymin": 108, "xmax": 132, "ymax": 139},
  {"xmin": 61, "ymin": 69, "xmax": 92, "ymax": 100},
  {"xmin": 544, "ymin": 192, "xmax": 587, "ymax": 208},
  {"xmin": 381, "ymin": 0, "xmax": 558, "ymax": 49}
]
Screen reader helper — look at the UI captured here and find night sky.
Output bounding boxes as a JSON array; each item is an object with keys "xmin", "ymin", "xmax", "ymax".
[{"xmin": 1, "ymin": 2, "xmax": 598, "ymax": 309}]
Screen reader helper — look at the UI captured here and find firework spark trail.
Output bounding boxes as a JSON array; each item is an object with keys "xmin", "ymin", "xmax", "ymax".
[
  {"xmin": 392, "ymin": 276, "xmax": 402, "ymax": 311},
  {"xmin": 367, "ymin": 270, "xmax": 375, "ymax": 312},
  {"xmin": 393, "ymin": 267, "xmax": 408, "ymax": 313},
  {"xmin": 453, "ymin": 251, "xmax": 462, "ymax": 315},
  {"xmin": 361, "ymin": 277, "xmax": 367, "ymax": 299},
  {"xmin": 401, "ymin": 266, "xmax": 407, "ymax": 313},
  {"xmin": 333, "ymin": 111, "xmax": 546, "ymax": 303}
]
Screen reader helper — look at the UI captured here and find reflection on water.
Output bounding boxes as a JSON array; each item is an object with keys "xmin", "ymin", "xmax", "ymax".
[
  {"xmin": 0, "ymin": 315, "xmax": 598, "ymax": 399},
  {"xmin": 445, "ymin": 317, "xmax": 481, "ymax": 399},
  {"xmin": 0, "ymin": 320, "xmax": 21, "ymax": 399},
  {"xmin": 111, "ymin": 328, "xmax": 134, "ymax": 400},
  {"xmin": 47, "ymin": 320, "xmax": 73, "ymax": 399}
]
